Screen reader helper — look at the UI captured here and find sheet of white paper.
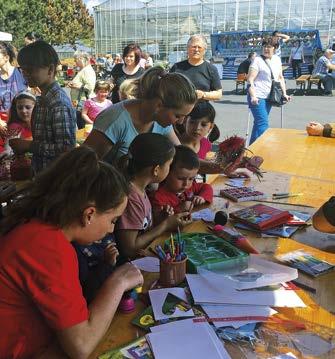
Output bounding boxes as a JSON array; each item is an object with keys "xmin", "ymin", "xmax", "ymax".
[
  {"xmin": 131, "ymin": 256, "xmax": 160, "ymax": 272},
  {"xmin": 150, "ymin": 317, "xmax": 205, "ymax": 332},
  {"xmin": 186, "ymin": 274, "xmax": 306, "ymax": 307},
  {"xmin": 198, "ymin": 255, "xmax": 298, "ymax": 290},
  {"xmin": 202, "ymin": 304, "xmax": 277, "ymax": 328},
  {"xmin": 191, "ymin": 208, "xmax": 216, "ymax": 222},
  {"xmin": 269, "ymin": 353, "xmax": 297, "ymax": 359},
  {"xmin": 290, "ymin": 332, "xmax": 335, "ymax": 356},
  {"xmin": 149, "ymin": 287, "xmax": 194, "ymax": 321},
  {"xmin": 147, "ymin": 322, "xmax": 231, "ymax": 359}
]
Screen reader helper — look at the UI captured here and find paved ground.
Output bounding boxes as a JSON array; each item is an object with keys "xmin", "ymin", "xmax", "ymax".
[{"xmin": 213, "ymin": 80, "xmax": 334, "ymax": 141}]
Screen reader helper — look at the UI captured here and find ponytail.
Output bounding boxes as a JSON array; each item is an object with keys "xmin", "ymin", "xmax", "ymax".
[{"xmin": 138, "ymin": 66, "xmax": 197, "ymax": 109}]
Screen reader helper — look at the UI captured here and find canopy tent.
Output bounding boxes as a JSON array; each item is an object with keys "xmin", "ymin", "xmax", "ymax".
[{"xmin": 0, "ymin": 32, "xmax": 12, "ymax": 41}]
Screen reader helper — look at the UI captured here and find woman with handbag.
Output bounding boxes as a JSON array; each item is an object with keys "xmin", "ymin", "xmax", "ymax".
[{"xmin": 247, "ymin": 37, "xmax": 290, "ymax": 144}]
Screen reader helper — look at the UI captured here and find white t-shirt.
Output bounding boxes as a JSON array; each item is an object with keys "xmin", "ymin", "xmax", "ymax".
[
  {"xmin": 291, "ymin": 46, "xmax": 304, "ymax": 60},
  {"xmin": 249, "ymin": 55, "xmax": 282, "ymax": 99}
]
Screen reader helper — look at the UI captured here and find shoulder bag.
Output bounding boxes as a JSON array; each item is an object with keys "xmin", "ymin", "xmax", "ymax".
[{"xmin": 261, "ymin": 56, "xmax": 284, "ymax": 107}]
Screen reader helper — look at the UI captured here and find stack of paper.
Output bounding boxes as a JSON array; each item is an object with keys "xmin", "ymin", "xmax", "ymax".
[
  {"xmin": 187, "ymin": 255, "xmax": 306, "ymax": 308},
  {"xmin": 146, "ymin": 320, "xmax": 231, "ymax": 359}
]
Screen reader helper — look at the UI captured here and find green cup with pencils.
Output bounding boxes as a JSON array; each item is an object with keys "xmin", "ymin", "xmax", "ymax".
[{"xmin": 158, "ymin": 231, "xmax": 187, "ymax": 287}]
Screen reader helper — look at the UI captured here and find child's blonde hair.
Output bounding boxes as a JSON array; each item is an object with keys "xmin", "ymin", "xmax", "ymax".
[
  {"xmin": 94, "ymin": 80, "xmax": 112, "ymax": 92},
  {"xmin": 119, "ymin": 79, "xmax": 139, "ymax": 100}
]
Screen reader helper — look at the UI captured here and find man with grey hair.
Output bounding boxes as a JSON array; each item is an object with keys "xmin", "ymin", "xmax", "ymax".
[
  {"xmin": 170, "ymin": 34, "xmax": 222, "ymax": 101},
  {"xmin": 313, "ymin": 49, "xmax": 335, "ymax": 96}
]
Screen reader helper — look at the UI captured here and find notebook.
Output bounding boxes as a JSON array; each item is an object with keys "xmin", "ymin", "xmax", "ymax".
[{"xmin": 229, "ymin": 204, "xmax": 292, "ymax": 230}]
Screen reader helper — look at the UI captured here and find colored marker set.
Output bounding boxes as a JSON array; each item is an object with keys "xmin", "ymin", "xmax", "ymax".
[
  {"xmin": 277, "ymin": 250, "xmax": 335, "ymax": 277},
  {"xmin": 156, "ymin": 230, "xmax": 187, "ymax": 263}
]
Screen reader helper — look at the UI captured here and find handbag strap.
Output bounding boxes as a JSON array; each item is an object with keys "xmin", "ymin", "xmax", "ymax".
[{"xmin": 261, "ymin": 55, "xmax": 274, "ymax": 80}]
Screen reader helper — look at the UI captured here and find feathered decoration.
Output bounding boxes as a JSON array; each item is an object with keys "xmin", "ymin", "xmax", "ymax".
[{"xmin": 215, "ymin": 135, "xmax": 264, "ymax": 179}]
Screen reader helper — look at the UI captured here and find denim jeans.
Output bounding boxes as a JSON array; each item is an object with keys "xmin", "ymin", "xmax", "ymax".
[{"xmin": 247, "ymin": 96, "xmax": 272, "ymax": 145}]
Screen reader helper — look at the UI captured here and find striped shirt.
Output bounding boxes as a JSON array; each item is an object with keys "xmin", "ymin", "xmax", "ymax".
[
  {"xmin": 313, "ymin": 56, "xmax": 330, "ymax": 76},
  {"xmin": 31, "ymin": 82, "xmax": 76, "ymax": 173}
]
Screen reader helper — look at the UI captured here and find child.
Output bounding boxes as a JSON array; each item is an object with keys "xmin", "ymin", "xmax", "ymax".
[
  {"xmin": 119, "ymin": 78, "xmax": 139, "ymax": 100},
  {"xmin": 179, "ymin": 101, "xmax": 216, "ymax": 160},
  {"xmin": 115, "ymin": 133, "xmax": 192, "ymax": 259},
  {"xmin": 150, "ymin": 145, "xmax": 213, "ymax": 219},
  {"xmin": 7, "ymin": 91, "xmax": 35, "ymax": 140},
  {"xmin": 81, "ymin": 80, "xmax": 113, "ymax": 124},
  {"xmin": 9, "ymin": 41, "xmax": 76, "ymax": 173}
]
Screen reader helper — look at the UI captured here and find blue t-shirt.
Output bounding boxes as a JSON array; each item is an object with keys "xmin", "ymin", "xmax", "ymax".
[
  {"xmin": 94, "ymin": 101, "xmax": 173, "ymax": 157},
  {"xmin": 0, "ymin": 68, "xmax": 27, "ymax": 112}
]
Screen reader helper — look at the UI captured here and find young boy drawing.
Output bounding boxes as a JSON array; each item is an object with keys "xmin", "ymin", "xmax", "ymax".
[{"xmin": 150, "ymin": 145, "xmax": 213, "ymax": 222}]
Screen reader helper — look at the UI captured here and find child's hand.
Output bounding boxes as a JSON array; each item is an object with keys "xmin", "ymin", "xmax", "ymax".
[
  {"xmin": 164, "ymin": 212, "xmax": 193, "ymax": 231},
  {"xmin": 180, "ymin": 200, "xmax": 193, "ymax": 212},
  {"xmin": 228, "ymin": 168, "xmax": 253, "ymax": 178},
  {"xmin": 192, "ymin": 196, "xmax": 206, "ymax": 206},
  {"xmin": 161, "ymin": 204, "xmax": 174, "ymax": 216},
  {"xmin": 104, "ymin": 243, "xmax": 119, "ymax": 266}
]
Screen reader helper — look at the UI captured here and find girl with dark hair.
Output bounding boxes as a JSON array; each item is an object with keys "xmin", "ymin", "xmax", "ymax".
[
  {"xmin": 0, "ymin": 42, "xmax": 27, "ymax": 113},
  {"xmin": 178, "ymin": 101, "xmax": 217, "ymax": 160},
  {"xmin": 110, "ymin": 43, "xmax": 144, "ymax": 103},
  {"xmin": 289, "ymin": 40, "xmax": 304, "ymax": 79},
  {"xmin": 7, "ymin": 91, "xmax": 36, "ymax": 140},
  {"xmin": 0, "ymin": 146, "xmax": 143, "ymax": 358},
  {"xmin": 10, "ymin": 41, "xmax": 76, "ymax": 173},
  {"xmin": 115, "ymin": 133, "xmax": 192, "ymax": 259},
  {"xmin": 84, "ymin": 66, "xmax": 197, "ymax": 160}
]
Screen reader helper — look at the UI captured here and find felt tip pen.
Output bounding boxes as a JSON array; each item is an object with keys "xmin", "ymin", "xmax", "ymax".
[{"xmin": 273, "ymin": 193, "xmax": 303, "ymax": 199}]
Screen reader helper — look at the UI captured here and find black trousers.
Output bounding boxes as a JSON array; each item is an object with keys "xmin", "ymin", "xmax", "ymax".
[
  {"xmin": 319, "ymin": 74, "xmax": 335, "ymax": 94},
  {"xmin": 291, "ymin": 59, "xmax": 302, "ymax": 79}
]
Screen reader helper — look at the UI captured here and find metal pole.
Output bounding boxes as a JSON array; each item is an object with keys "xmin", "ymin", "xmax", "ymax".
[
  {"xmin": 211, "ymin": 0, "xmax": 215, "ymax": 34},
  {"xmin": 234, "ymin": 0, "xmax": 239, "ymax": 31},
  {"xmin": 328, "ymin": 0, "xmax": 334, "ymax": 46},
  {"xmin": 315, "ymin": 0, "xmax": 320, "ymax": 29},
  {"xmin": 287, "ymin": 0, "xmax": 292, "ymax": 29},
  {"xmin": 259, "ymin": 0, "xmax": 265, "ymax": 31},
  {"xmin": 301, "ymin": 0, "xmax": 305, "ymax": 29},
  {"xmin": 146, "ymin": 3, "xmax": 148, "ymax": 50},
  {"xmin": 247, "ymin": 0, "xmax": 251, "ymax": 30},
  {"xmin": 274, "ymin": 0, "xmax": 278, "ymax": 29}
]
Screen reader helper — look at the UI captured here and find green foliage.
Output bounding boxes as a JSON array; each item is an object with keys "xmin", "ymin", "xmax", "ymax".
[{"xmin": 0, "ymin": 0, "xmax": 93, "ymax": 47}]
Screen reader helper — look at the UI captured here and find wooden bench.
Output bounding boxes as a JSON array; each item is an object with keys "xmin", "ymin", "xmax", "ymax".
[
  {"xmin": 295, "ymin": 75, "xmax": 310, "ymax": 92},
  {"xmin": 235, "ymin": 73, "xmax": 247, "ymax": 94},
  {"xmin": 308, "ymin": 76, "xmax": 321, "ymax": 92}
]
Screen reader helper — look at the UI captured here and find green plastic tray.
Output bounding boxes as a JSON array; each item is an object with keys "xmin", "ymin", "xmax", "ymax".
[{"xmin": 167, "ymin": 233, "xmax": 249, "ymax": 274}]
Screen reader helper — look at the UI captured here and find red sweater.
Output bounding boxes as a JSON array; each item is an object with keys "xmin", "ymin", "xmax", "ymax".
[{"xmin": 150, "ymin": 182, "xmax": 213, "ymax": 213}]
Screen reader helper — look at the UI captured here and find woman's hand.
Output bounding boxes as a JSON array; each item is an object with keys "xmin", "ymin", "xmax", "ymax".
[
  {"xmin": 228, "ymin": 167, "xmax": 253, "ymax": 178},
  {"xmin": 111, "ymin": 262, "xmax": 143, "ymax": 292},
  {"xmin": 283, "ymin": 94, "xmax": 291, "ymax": 102},
  {"xmin": 250, "ymin": 96, "xmax": 259, "ymax": 105},
  {"xmin": 306, "ymin": 122, "xmax": 324, "ymax": 136},
  {"xmin": 104, "ymin": 244, "xmax": 119, "ymax": 266}
]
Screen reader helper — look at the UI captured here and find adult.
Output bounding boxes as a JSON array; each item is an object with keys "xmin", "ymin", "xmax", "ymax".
[
  {"xmin": 215, "ymin": 36, "xmax": 225, "ymax": 55},
  {"xmin": 170, "ymin": 34, "xmax": 222, "ymax": 101},
  {"xmin": 0, "ymin": 42, "xmax": 27, "ymax": 113},
  {"xmin": 0, "ymin": 146, "xmax": 143, "ymax": 358},
  {"xmin": 24, "ymin": 31, "xmax": 43, "ymax": 46},
  {"xmin": 312, "ymin": 49, "xmax": 335, "ymax": 96},
  {"xmin": 247, "ymin": 37, "xmax": 290, "ymax": 144},
  {"xmin": 110, "ymin": 43, "xmax": 144, "ymax": 103},
  {"xmin": 84, "ymin": 66, "xmax": 197, "ymax": 160},
  {"xmin": 289, "ymin": 40, "xmax": 304, "ymax": 79},
  {"xmin": 312, "ymin": 197, "xmax": 335, "ymax": 233},
  {"xmin": 237, "ymin": 52, "xmax": 257, "ymax": 75},
  {"xmin": 306, "ymin": 121, "xmax": 334, "ymax": 138},
  {"xmin": 68, "ymin": 50, "xmax": 96, "ymax": 108},
  {"xmin": 272, "ymin": 31, "xmax": 290, "ymax": 58}
]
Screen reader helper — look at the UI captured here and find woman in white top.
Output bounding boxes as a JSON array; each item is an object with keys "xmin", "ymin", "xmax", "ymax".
[
  {"xmin": 289, "ymin": 40, "xmax": 304, "ymax": 79},
  {"xmin": 247, "ymin": 37, "xmax": 290, "ymax": 144},
  {"xmin": 68, "ymin": 51, "xmax": 96, "ymax": 108}
]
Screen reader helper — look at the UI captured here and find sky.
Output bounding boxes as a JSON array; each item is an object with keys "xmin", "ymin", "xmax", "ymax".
[{"xmin": 84, "ymin": 0, "xmax": 104, "ymax": 12}]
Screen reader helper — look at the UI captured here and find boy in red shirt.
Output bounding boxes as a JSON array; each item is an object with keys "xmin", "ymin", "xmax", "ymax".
[{"xmin": 150, "ymin": 145, "xmax": 213, "ymax": 222}]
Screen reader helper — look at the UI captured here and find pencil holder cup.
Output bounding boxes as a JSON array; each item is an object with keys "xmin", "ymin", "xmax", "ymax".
[{"xmin": 159, "ymin": 257, "xmax": 187, "ymax": 287}]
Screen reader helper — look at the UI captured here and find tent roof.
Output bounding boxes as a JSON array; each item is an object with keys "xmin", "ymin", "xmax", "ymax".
[{"xmin": 0, "ymin": 32, "xmax": 12, "ymax": 41}]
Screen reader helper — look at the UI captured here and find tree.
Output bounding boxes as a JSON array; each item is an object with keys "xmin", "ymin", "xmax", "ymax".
[{"xmin": 43, "ymin": 0, "xmax": 93, "ymax": 45}]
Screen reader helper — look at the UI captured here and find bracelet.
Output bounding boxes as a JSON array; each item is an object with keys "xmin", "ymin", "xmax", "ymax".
[{"xmin": 323, "ymin": 124, "xmax": 332, "ymax": 137}]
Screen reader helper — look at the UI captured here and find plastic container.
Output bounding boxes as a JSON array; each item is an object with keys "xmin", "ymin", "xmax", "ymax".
[
  {"xmin": 181, "ymin": 233, "xmax": 249, "ymax": 274},
  {"xmin": 159, "ymin": 257, "xmax": 187, "ymax": 287}
]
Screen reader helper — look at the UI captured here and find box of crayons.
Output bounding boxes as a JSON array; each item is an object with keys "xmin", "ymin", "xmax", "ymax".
[
  {"xmin": 168, "ymin": 232, "xmax": 248, "ymax": 274},
  {"xmin": 276, "ymin": 250, "xmax": 335, "ymax": 277},
  {"xmin": 220, "ymin": 186, "xmax": 266, "ymax": 202}
]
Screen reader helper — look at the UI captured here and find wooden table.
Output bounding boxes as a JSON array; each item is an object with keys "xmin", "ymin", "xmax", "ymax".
[{"xmin": 90, "ymin": 129, "xmax": 335, "ymax": 358}]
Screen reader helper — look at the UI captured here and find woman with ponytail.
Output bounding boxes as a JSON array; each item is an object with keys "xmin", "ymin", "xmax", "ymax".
[
  {"xmin": 115, "ymin": 133, "xmax": 192, "ymax": 259},
  {"xmin": 84, "ymin": 66, "xmax": 197, "ymax": 160},
  {"xmin": 0, "ymin": 146, "xmax": 143, "ymax": 358}
]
